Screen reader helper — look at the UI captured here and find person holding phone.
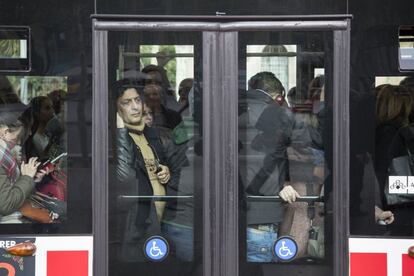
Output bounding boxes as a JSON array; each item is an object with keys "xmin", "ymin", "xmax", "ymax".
[{"xmin": 0, "ymin": 107, "xmax": 49, "ymax": 223}]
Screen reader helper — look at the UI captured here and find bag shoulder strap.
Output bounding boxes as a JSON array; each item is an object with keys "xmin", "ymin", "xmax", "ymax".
[{"xmin": 306, "ymin": 181, "xmax": 316, "ymax": 220}]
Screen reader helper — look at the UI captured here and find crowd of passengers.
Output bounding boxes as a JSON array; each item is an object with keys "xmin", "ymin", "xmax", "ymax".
[
  {"xmin": 113, "ymin": 64, "xmax": 327, "ymax": 262},
  {"xmin": 0, "ymin": 76, "xmax": 66, "ymax": 224},
  {"xmin": 373, "ymin": 77, "xmax": 414, "ymax": 236}
]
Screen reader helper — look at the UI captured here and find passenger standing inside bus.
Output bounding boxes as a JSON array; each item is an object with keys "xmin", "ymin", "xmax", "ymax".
[
  {"xmin": 114, "ymin": 79, "xmax": 172, "ymax": 260},
  {"xmin": 177, "ymin": 78, "xmax": 193, "ymax": 116},
  {"xmin": 239, "ymin": 72, "xmax": 298, "ymax": 262},
  {"xmin": 279, "ymin": 77, "xmax": 326, "ymax": 258},
  {"xmin": 143, "ymin": 97, "xmax": 192, "ymax": 262},
  {"xmin": 143, "ymin": 84, "xmax": 182, "ymax": 131},
  {"xmin": 142, "ymin": 64, "xmax": 181, "ymax": 112}
]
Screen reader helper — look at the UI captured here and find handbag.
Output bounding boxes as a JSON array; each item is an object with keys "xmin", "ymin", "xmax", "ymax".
[
  {"xmin": 384, "ymin": 147, "xmax": 414, "ymax": 206},
  {"xmin": 307, "ymin": 183, "xmax": 325, "ymax": 259},
  {"xmin": 36, "ymin": 170, "xmax": 67, "ymax": 201},
  {"xmin": 19, "ymin": 200, "xmax": 54, "ymax": 223},
  {"xmin": 307, "ymin": 223, "xmax": 325, "ymax": 259},
  {"xmin": 30, "ymin": 192, "xmax": 67, "ymax": 221}
]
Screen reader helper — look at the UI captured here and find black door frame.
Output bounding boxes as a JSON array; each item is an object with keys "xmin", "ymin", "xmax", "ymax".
[{"xmin": 92, "ymin": 15, "xmax": 351, "ymax": 276}]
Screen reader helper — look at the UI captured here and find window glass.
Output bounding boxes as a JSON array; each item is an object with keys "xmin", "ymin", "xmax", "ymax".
[
  {"xmin": 0, "ymin": 76, "xmax": 70, "ymax": 226},
  {"xmin": 239, "ymin": 32, "xmax": 333, "ymax": 275},
  {"xmin": 365, "ymin": 75, "xmax": 414, "ymax": 235},
  {"xmin": 108, "ymin": 32, "xmax": 203, "ymax": 276}
]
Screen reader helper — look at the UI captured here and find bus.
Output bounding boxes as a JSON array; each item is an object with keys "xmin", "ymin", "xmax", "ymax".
[{"xmin": 0, "ymin": 1, "xmax": 413, "ymax": 275}]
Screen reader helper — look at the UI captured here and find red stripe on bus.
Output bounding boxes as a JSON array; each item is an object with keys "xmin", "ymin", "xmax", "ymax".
[
  {"xmin": 47, "ymin": 250, "xmax": 88, "ymax": 276},
  {"xmin": 350, "ymin": 253, "xmax": 387, "ymax": 276},
  {"xmin": 402, "ymin": 254, "xmax": 414, "ymax": 276}
]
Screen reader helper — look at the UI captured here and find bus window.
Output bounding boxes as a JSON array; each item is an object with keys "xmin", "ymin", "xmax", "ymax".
[
  {"xmin": 238, "ymin": 31, "xmax": 333, "ymax": 275},
  {"xmin": 108, "ymin": 31, "xmax": 203, "ymax": 275},
  {"xmin": 365, "ymin": 75, "xmax": 414, "ymax": 236},
  {"xmin": 0, "ymin": 76, "xmax": 67, "ymax": 224}
]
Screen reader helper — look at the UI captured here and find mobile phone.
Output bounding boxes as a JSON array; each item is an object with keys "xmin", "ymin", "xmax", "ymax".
[
  {"xmin": 377, "ymin": 219, "xmax": 387, "ymax": 225},
  {"xmin": 38, "ymin": 152, "xmax": 67, "ymax": 170},
  {"xmin": 154, "ymin": 159, "xmax": 162, "ymax": 174}
]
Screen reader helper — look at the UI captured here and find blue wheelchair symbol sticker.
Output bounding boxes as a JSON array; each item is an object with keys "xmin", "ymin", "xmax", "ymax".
[
  {"xmin": 144, "ymin": 236, "xmax": 169, "ymax": 261},
  {"xmin": 274, "ymin": 236, "xmax": 298, "ymax": 261}
]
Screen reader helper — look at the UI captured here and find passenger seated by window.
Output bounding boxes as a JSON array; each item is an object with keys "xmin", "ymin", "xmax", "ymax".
[
  {"xmin": 114, "ymin": 79, "xmax": 176, "ymax": 261},
  {"xmin": 0, "ymin": 106, "xmax": 51, "ymax": 223},
  {"xmin": 25, "ymin": 96, "xmax": 64, "ymax": 161},
  {"xmin": 375, "ymin": 84, "xmax": 414, "ymax": 235},
  {"xmin": 23, "ymin": 96, "xmax": 66, "ymax": 201}
]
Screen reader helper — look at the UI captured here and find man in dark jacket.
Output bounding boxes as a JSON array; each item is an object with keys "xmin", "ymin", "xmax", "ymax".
[
  {"xmin": 114, "ymin": 79, "xmax": 174, "ymax": 261},
  {"xmin": 239, "ymin": 72, "xmax": 298, "ymax": 262}
]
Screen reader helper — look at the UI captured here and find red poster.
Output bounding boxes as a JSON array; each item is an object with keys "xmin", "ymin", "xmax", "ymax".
[
  {"xmin": 402, "ymin": 254, "xmax": 414, "ymax": 276},
  {"xmin": 47, "ymin": 251, "xmax": 88, "ymax": 276},
  {"xmin": 350, "ymin": 252, "xmax": 387, "ymax": 276}
]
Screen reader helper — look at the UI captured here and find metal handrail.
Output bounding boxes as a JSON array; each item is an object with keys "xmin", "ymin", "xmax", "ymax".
[
  {"xmin": 118, "ymin": 195, "xmax": 193, "ymax": 201},
  {"xmin": 117, "ymin": 195, "xmax": 323, "ymax": 203},
  {"xmin": 246, "ymin": 195, "xmax": 324, "ymax": 203}
]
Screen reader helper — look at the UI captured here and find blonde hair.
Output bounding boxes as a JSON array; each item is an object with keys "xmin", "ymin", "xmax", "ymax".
[{"xmin": 376, "ymin": 84, "xmax": 412, "ymax": 126}]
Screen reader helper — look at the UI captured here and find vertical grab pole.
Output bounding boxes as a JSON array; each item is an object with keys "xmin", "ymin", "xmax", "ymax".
[
  {"xmin": 92, "ymin": 19, "xmax": 109, "ymax": 276},
  {"xmin": 202, "ymin": 30, "xmax": 239, "ymax": 276},
  {"xmin": 333, "ymin": 19, "xmax": 351, "ymax": 276}
]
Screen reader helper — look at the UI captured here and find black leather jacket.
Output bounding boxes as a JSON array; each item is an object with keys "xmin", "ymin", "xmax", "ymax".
[{"xmin": 116, "ymin": 125, "xmax": 179, "ymax": 261}]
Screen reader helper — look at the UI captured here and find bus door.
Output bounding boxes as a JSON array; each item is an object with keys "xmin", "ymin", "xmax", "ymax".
[{"xmin": 92, "ymin": 16, "xmax": 351, "ymax": 276}]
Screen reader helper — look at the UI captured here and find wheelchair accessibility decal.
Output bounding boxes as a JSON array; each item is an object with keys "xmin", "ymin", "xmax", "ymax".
[
  {"xmin": 144, "ymin": 236, "xmax": 169, "ymax": 261},
  {"xmin": 274, "ymin": 236, "xmax": 298, "ymax": 261}
]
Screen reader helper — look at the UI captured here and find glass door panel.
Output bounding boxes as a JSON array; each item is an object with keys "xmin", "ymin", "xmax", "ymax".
[
  {"xmin": 93, "ymin": 18, "xmax": 350, "ymax": 276},
  {"xmin": 238, "ymin": 31, "xmax": 334, "ymax": 276},
  {"xmin": 107, "ymin": 31, "xmax": 203, "ymax": 276}
]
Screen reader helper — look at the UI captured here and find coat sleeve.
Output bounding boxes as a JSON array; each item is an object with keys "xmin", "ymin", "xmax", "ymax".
[
  {"xmin": 0, "ymin": 167, "xmax": 34, "ymax": 216},
  {"xmin": 163, "ymin": 139, "xmax": 186, "ymax": 192},
  {"xmin": 116, "ymin": 128, "xmax": 137, "ymax": 184}
]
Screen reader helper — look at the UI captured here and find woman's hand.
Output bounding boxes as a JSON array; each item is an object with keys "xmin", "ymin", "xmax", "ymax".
[
  {"xmin": 21, "ymin": 157, "xmax": 41, "ymax": 178},
  {"xmin": 279, "ymin": 185, "xmax": 301, "ymax": 203},
  {"xmin": 375, "ymin": 206, "xmax": 394, "ymax": 225},
  {"xmin": 34, "ymin": 167, "xmax": 51, "ymax": 183},
  {"xmin": 157, "ymin": 165, "xmax": 171, "ymax": 184}
]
